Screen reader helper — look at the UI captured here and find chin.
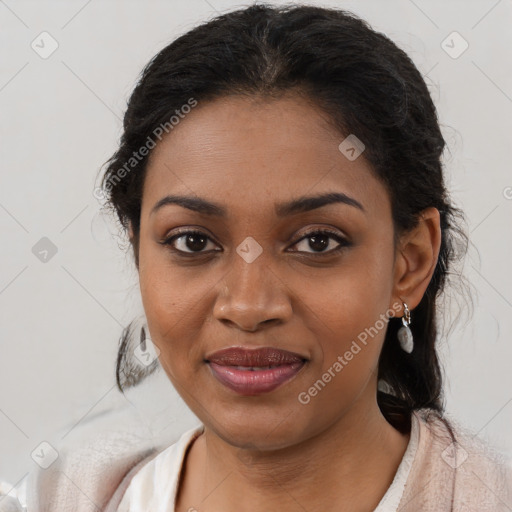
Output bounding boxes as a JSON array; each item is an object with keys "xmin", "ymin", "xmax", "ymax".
[{"xmin": 202, "ymin": 405, "xmax": 316, "ymax": 453}]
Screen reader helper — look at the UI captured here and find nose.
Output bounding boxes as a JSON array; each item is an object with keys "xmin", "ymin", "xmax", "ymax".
[{"xmin": 213, "ymin": 255, "xmax": 293, "ymax": 332}]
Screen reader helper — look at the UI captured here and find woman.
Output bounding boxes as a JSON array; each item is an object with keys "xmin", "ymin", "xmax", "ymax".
[
  {"xmin": 92, "ymin": 3, "xmax": 512, "ymax": 510},
  {"xmin": 102, "ymin": 3, "xmax": 511, "ymax": 511},
  {"xmin": 2, "ymin": 3, "xmax": 510, "ymax": 511}
]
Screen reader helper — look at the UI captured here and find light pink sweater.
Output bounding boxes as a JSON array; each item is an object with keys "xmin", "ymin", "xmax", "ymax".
[
  {"xmin": 105, "ymin": 409, "xmax": 512, "ymax": 511},
  {"xmin": 1, "ymin": 408, "xmax": 511, "ymax": 511},
  {"xmin": 393, "ymin": 409, "xmax": 512, "ymax": 510}
]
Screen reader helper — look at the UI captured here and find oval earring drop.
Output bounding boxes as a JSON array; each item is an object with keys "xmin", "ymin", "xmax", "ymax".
[{"xmin": 397, "ymin": 302, "xmax": 414, "ymax": 353}]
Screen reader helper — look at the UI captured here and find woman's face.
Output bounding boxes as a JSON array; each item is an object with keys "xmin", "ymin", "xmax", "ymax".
[{"xmin": 137, "ymin": 93, "xmax": 406, "ymax": 449}]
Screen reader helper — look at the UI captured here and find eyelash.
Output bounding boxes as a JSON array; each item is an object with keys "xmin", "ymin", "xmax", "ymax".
[{"xmin": 161, "ymin": 228, "xmax": 351, "ymax": 257}]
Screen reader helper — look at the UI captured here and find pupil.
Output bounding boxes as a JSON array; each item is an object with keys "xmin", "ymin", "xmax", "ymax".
[
  {"xmin": 309, "ymin": 234, "xmax": 328, "ymax": 251},
  {"xmin": 187, "ymin": 233, "xmax": 207, "ymax": 251}
]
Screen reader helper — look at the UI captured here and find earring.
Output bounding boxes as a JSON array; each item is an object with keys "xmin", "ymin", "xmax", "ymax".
[
  {"xmin": 397, "ymin": 302, "xmax": 414, "ymax": 353},
  {"xmin": 140, "ymin": 326, "xmax": 147, "ymax": 352},
  {"xmin": 116, "ymin": 315, "xmax": 160, "ymax": 391}
]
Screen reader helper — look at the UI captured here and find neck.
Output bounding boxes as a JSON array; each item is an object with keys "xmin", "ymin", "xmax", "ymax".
[{"xmin": 178, "ymin": 392, "xmax": 411, "ymax": 512}]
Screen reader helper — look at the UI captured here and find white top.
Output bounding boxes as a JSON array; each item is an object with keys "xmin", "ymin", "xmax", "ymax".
[
  {"xmin": 3, "ymin": 409, "xmax": 511, "ymax": 511},
  {"xmin": 114, "ymin": 412, "xmax": 420, "ymax": 512}
]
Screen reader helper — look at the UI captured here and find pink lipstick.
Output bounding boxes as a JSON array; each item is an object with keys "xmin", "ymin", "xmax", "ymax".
[{"xmin": 205, "ymin": 346, "xmax": 307, "ymax": 395}]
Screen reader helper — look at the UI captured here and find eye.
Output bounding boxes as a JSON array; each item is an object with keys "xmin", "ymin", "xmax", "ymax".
[
  {"xmin": 162, "ymin": 229, "xmax": 221, "ymax": 255},
  {"xmin": 161, "ymin": 228, "xmax": 351, "ymax": 257},
  {"xmin": 290, "ymin": 229, "xmax": 351, "ymax": 255}
]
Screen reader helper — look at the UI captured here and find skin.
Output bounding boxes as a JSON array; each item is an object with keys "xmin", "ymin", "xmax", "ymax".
[{"xmin": 129, "ymin": 93, "xmax": 441, "ymax": 512}]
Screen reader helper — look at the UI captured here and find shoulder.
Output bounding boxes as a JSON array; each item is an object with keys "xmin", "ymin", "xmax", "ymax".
[
  {"xmin": 399, "ymin": 409, "xmax": 512, "ymax": 511},
  {"xmin": 20, "ymin": 404, "xmax": 182, "ymax": 511},
  {"xmin": 112, "ymin": 424, "xmax": 204, "ymax": 512}
]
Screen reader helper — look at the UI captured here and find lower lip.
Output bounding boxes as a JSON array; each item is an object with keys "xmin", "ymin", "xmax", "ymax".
[{"xmin": 207, "ymin": 361, "xmax": 305, "ymax": 395}]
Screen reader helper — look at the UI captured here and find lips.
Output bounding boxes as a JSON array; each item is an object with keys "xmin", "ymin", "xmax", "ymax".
[{"xmin": 205, "ymin": 347, "xmax": 307, "ymax": 395}]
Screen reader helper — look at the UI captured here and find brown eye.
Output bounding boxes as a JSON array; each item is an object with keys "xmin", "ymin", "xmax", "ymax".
[
  {"xmin": 163, "ymin": 229, "xmax": 220, "ymax": 254},
  {"xmin": 290, "ymin": 229, "xmax": 351, "ymax": 255}
]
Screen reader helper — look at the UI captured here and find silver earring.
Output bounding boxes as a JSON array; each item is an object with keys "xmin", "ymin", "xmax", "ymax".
[
  {"xmin": 116, "ymin": 314, "xmax": 160, "ymax": 391},
  {"xmin": 140, "ymin": 326, "xmax": 147, "ymax": 352},
  {"xmin": 397, "ymin": 302, "xmax": 414, "ymax": 353}
]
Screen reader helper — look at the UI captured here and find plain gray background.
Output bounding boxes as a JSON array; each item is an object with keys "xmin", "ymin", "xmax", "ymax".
[{"xmin": 1, "ymin": 0, "xmax": 511, "ymax": 490}]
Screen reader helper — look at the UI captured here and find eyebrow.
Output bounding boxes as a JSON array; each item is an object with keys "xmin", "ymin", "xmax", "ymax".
[{"xmin": 150, "ymin": 192, "xmax": 365, "ymax": 217}]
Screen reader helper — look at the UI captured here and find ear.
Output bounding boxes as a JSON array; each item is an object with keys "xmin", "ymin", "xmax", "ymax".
[{"xmin": 390, "ymin": 207, "xmax": 441, "ymax": 313}]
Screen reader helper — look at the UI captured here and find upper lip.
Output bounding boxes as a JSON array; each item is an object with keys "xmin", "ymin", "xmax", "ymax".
[{"xmin": 205, "ymin": 346, "xmax": 307, "ymax": 366}]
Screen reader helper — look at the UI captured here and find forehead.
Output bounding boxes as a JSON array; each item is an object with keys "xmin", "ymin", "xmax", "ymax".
[{"xmin": 142, "ymin": 94, "xmax": 389, "ymax": 220}]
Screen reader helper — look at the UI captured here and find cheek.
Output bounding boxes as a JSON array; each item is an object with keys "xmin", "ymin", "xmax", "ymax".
[
  {"xmin": 138, "ymin": 244, "xmax": 201, "ymax": 371},
  {"xmin": 301, "ymin": 247, "xmax": 393, "ymax": 336},
  {"xmin": 297, "ymin": 250, "xmax": 393, "ymax": 391},
  {"xmin": 307, "ymin": 285, "xmax": 387, "ymax": 384},
  {"xmin": 296, "ymin": 293, "xmax": 388, "ymax": 421}
]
